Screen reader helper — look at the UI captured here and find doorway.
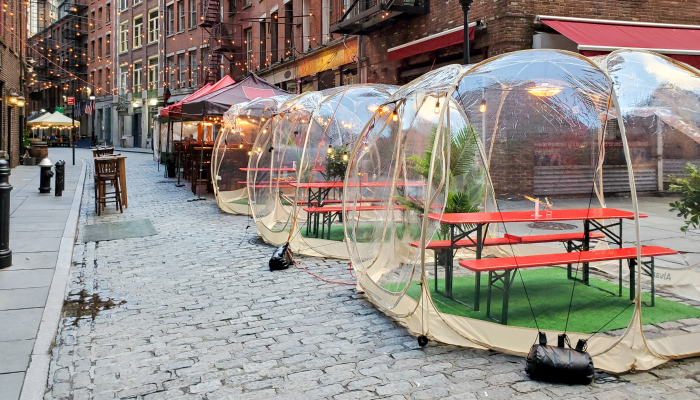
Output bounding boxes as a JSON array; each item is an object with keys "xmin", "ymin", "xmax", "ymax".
[{"xmin": 133, "ymin": 112, "xmax": 142, "ymax": 148}]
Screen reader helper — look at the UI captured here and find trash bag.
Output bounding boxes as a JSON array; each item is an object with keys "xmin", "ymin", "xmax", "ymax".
[
  {"xmin": 525, "ymin": 332, "xmax": 594, "ymax": 384},
  {"xmin": 270, "ymin": 243, "xmax": 292, "ymax": 271}
]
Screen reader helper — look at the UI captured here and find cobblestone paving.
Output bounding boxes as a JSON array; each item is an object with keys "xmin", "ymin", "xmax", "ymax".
[{"xmin": 45, "ymin": 150, "xmax": 700, "ymax": 400}]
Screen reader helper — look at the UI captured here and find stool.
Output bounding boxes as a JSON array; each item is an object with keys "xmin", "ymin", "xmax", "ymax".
[{"xmin": 94, "ymin": 157, "xmax": 123, "ymax": 215}]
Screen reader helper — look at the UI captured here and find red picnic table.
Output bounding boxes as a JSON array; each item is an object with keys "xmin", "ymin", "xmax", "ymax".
[
  {"xmin": 293, "ymin": 180, "xmax": 427, "ymax": 208},
  {"xmin": 422, "ymin": 208, "xmax": 655, "ymax": 321}
]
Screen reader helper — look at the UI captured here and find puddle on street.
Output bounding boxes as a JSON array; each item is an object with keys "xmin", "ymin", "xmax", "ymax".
[{"xmin": 62, "ymin": 289, "xmax": 126, "ymax": 325}]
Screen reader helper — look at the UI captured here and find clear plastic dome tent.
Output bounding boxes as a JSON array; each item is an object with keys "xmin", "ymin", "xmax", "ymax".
[
  {"xmin": 344, "ymin": 50, "xmax": 700, "ymax": 373},
  {"xmin": 248, "ymin": 85, "xmax": 396, "ymax": 258},
  {"xmin": 212, "ymin": 95, "xmax": 292, "ymax": 214}
]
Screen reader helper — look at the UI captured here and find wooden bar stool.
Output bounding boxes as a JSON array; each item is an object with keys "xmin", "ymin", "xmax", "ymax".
[
  {"xmin": 93, "ymin": 147, "xmax": 115, "ymax": 157},
  {"xmin": 94, "ymin": 157, "xmax": 123, "ymax": 215}
]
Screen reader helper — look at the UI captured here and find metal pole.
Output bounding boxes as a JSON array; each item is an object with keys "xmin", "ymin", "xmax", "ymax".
[
  {"xmin": 176, "ymin": 118, "xmax": 184, "ymax": 187},
  {"xmin": 0, "ymin": 159, "xmax": 12, "ymax": 269},
  {"xmin": 72, "ymin": 105, "xmax": 76, "ymax": 165},
  {"xmin": 460, "ymin": 0, "xmax": 474, "ymax": 65}
]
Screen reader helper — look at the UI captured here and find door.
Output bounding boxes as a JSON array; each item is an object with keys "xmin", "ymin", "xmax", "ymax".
[{"xmin": 133, "ymin": 112, "xmax": 142, "ymax": 148}]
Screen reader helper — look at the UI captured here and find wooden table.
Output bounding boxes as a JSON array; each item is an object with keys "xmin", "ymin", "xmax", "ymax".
[
  {"xmin": 94, "ymin": 154, "xmax": 128, "ymax": 208},
  {"xmin": 426, "ymin": 208, "xmax": 647, "ymax": 309}
]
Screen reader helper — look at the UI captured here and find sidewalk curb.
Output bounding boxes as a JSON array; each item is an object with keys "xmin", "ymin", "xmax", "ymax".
[{"xmin": 19, "ymin": 158, "xmax": 87, "ymax": 400}]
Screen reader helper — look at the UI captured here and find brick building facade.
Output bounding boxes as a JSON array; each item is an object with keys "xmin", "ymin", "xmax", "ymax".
[{"xmin": 0, "ymin": 0, "xmax": 28, "ymax": 167}]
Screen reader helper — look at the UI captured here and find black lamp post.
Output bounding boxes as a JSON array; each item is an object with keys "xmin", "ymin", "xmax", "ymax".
[{"xmin": 460, "ymin": 0, "xmax": 475, "ymax": 65}]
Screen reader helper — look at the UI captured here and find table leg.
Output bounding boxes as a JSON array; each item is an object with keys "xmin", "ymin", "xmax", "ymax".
[
  {"xmin": 651, "ymin": 257, "xmax": 655, "ymax": 307},
  {"xmin": 502, "ymin": 270, "xmax": 511, "ymax": 325},
  {"xmin": 619, "ymin": 219, "xmax": 623, "ymax": 297},
  {"xmin": 629, "ymin": 258, "xmax": 636, "ymax": 301},
  {"xmin": 486, "ymin": 271, "xmax": 493, "ymax": 319},
  {"xmin": 447, "ymin": 224, "xmax": 454, "ymax": 298},
  {"xmin": 583, "ymin": 219, "xmax": 590, "ymax": 285},
  {"xmin": 474, "ymin": 223, "xmax": 483, "ymax": 311},
  {"xmin": 119, "ymin": 158, "xmax": 128, "ymax": 208}
]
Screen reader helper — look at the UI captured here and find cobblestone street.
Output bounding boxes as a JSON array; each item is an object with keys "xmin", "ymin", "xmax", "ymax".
[{"xmin": 44, "ymin": 149, "xmax": 700, "ymax": 400}]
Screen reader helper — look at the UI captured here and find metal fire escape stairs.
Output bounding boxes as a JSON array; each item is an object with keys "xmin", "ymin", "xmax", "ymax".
[{"xmin": 198, "ymin": 0, "xmax": 239, "ymax": 84}]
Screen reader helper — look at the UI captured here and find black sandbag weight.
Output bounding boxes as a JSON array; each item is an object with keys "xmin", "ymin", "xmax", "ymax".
[
  {"xmin": 270, "ymin": 243, "xmax": 293, "ymax": 270},
  {"xmin": 525, "ymin": 332, "xmax": 594, "ymax": 385}
]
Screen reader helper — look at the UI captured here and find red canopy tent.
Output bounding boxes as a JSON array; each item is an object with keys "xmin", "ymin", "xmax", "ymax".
[{"xmin": 159, "ymin": 76, "xmax": 235, "ymax": 120}]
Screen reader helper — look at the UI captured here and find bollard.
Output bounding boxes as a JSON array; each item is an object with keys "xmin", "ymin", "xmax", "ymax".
[
  {"xmin": 0, "ymin": 159, "xmax": 12, "ymax": 269},
  {"xmin": 39, "ymin": 158, "xmax": 54, "ymax": 194},
  {"xmin": 55, "ymin": 160, "xmax": 65, "ymax": 196}
]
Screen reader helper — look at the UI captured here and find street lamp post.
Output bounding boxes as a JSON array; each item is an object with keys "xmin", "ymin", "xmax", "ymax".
[
  {"xmin": 459, "ymin": 0, "xmax": 475, "ymax": 65},
  {"xmin": 7, "ymin": 93, "xmax": 18, "ymax": 165},
  {"xmin": 90, "ymin": 95, "xmax": 96, "ymax": 146}
]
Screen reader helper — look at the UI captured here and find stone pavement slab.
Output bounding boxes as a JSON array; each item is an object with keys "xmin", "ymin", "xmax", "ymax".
[
  {"xmin": 0, "ymin": 148, "xmax": 86, "ymax": 400},
  {"xmin": 37, "ymin": 150, "xmax": 700, "ymax": 400}
]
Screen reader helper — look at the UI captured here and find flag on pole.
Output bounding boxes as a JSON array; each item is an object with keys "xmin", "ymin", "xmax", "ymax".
[
  {"xmin": 85, "ymin": 100, "xmax": 94, "ymax": 115},
  {"xmin": 74, "ymin": 100, "xmax": 83, "ymax": 119}
]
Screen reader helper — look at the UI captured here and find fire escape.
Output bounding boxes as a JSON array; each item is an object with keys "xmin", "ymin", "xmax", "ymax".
[
  {"xmin": 330, "ymin": 0, "xmax": 428, "ymax": 35},
  {"xmin": 198, "ymin": 0, "xmax": 240, "ymax": 85}
]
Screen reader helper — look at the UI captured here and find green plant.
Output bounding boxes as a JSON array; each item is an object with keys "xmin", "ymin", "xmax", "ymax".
[
  {"xmin": 669, "ymin": 163, "xmax": 700, "ymax": 233},
  {"xmin": 396, "ymin": 125, "xmax": 484, "ymax": 239},
  {"xmin": 22, "ymin": 129, "xmax": 32, "ymax": 149},
  {"xmin": 325, "ymin": 144, "xmax": 349, "ymax": 181}
]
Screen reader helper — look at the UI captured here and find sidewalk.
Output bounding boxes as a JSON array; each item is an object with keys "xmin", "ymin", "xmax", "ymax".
[{"xmin": 0, "ymin": 150, "xmax": 85, "ymax": 400}]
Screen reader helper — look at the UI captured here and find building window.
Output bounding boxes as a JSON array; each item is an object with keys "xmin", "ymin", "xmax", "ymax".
[
  {"xmin": 105, "ymin": 34, "xmax": 111, "ymax": 56},
  {"xmin": 178, "ymin": 54, "xmax": 185, "ymax": 88},
  {"xmin": 245, "ymin": 0, "xmax": 251, "ymax": 7},
  {"xmin": 259, "ymin": 21, "xmax": 266, "ymax": 68},
  {"xmin": 271, "ymin": 12, "xmax": 278, "ymax": 63},
  {"xmin": 106, "ymin": 4, "xmax": 110, "ymax": 24},
  {"xmin": 90, "ymin": 11, "xmax": 95, "ymax": 31},
  {"xmin": 97, "ymin": 70, "xmax": 103, "ymax": 94},
  {"xmin": 302, "ymin": 0, "xmax": 310, "ymax": 52},
  {"xmin": 119, "ymin": 64, "xmax": 128, "ymax": 95},
  {"xmin": 106, "ymin": 67, "xmax": 111, "ymax": 93},
  {"xmin": 133, "ymin": 60, "xmax": 142, "ymax": 93},
  {"xmin": 245, "ymin": 28, "xmax": 252, "ymax": 73},
  {"xmin": 119, "ymin": 0, "xmax": 127, "ymax": 11},
  {"xmin": 178, "ymin": 2, "xmax": 185, "ymax": 32},
  {"xmin": 148, "ymin": 56, "xmax": 158, "ymax": 89},
  {"xmin": 119, "ymin": 22, "xmax": 128, "ymax": 53},
  {"xmin": 98, "ymin": 37, "xmax": 102, "ymax": 59},
  {"xmin": 148, "ymin": 9, "xmax": 158, "ymax": 44},
  {"xmin": 189, "ymin": 51, "xmax": 197, "ymax": 87},
  {"xmin": 167, "ymin": 56, "xmax": 175, "ymax": 87},
  {"xmin": 284, "ymin": 2, "xmax": 292, "ymax": 58},
  {"xmin": 134, "ymin": 0, "xmax": 142, "ymax": 5},
  {"xmin": 133, "ymin": 15, "xmax": 143, "ymax": 48},
  {"xmin": 166, "ymin": 4, "xmax": 174, "ymax": 36},
  {"xmin": 91, "ymin": 40, "xmax": 95, "ymax": 61},
  {"xmin": 97, "ymin": 7, "xmax": 103, "ymax": 29},
  {"xmin": 189, "ymin": 0, "xmax": 196, "ymax": 28}
]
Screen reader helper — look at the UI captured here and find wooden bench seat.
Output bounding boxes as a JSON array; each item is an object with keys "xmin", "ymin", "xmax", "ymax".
[
  {"xmin": 457, "ymin": 245, "xmax": 677, "ymax": 324},
  {"xmin": 296, "ymin": 198, "xmax": 383, "ymax": 206},
  {"xmin": 409, "ymin": 232, "xmax": 605, "ymax": 250}
]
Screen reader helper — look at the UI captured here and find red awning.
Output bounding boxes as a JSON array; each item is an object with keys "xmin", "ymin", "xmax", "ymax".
[
  {"xmin": 540, "ymin": 17, "xmax": 700, "ymax": 69},
  {"xmin": 159, "ymin": 76, "xmax": 235, "ymax": 120},
  {"xmin": 387, "ymin": 24, "xmax": 476, "ymax": 62}
]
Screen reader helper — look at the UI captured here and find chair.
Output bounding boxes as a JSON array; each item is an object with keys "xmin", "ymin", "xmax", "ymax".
[
  {"xmin": 94, "ymin": 157, "xmax": 123, "ymax": 215},
  {"xmin": 94, "ymin": 147, "xmax": 115, "ymax": 157}
]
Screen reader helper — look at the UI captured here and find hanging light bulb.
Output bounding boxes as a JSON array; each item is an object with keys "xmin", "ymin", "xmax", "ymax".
[
  {"xmin": 479, "ymin": 99, "xmax": 486, "ymax": 113},
  {"xmin": 327, "ymin": 145, "xmax": 332, "ymax": 154},
  {"xmin": 342, "ymin": 151, "xmax": 349, "ymax": 161},
  {"xmin": 434, "ymin": 99, "xmax": 440, "ymax": 114},
  {"xmin": 239, "ymin": 143, "xmax": 243, "ymax": 148},
  {"xmin": 247, "ymin": 150, "xmax": 252, "ymax": 156},
  {"xmin": 391, "ymin": 111, "xmax": 398, "ymax": 121}
]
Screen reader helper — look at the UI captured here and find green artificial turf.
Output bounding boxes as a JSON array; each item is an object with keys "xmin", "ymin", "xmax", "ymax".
[
  {"xmin": 403, "ymin": 267, "xmax": 700, "ymax": 333},
  {"xmin": 228, "ymin": 199, "xmax": 249, "ymax": 205}
]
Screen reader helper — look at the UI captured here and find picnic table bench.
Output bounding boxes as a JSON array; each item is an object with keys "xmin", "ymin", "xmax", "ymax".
[
  {"xmin": 410, "ymin": 232, "xmax": 606, "ymax": 309},
  {"xmin": 303, "ymin": 205, "xmax": 401, "ymax": 240},
  {"xmin": 458, "ymin": 245, "xmax": 678, "ymax": 324}
]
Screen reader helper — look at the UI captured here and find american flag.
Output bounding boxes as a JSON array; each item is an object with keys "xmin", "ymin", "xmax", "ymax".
[{"xmin": 85, "ymin": 100, "xmax": 94, "ymax": 115}]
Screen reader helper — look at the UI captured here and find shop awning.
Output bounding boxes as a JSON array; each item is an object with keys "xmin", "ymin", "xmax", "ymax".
[
  {"xmin": 159, "ymin": 76, "xmax": 235, "ymax": 120},
  {"xmin": 387, "ymin": 23, "xmax": 476, "ymax": 62},
  {"xmin": 180, "ymin": 73, "xmax": 288, "ymax": 119},
  {"xmin": 538, "ymin": 16, "xmax": 700, "ymax": 69}
]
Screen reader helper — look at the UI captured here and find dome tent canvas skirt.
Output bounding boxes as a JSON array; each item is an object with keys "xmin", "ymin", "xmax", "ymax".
[{"xmin": 343, "ymin": 49, "xmax": 700, "ymax": 373}]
